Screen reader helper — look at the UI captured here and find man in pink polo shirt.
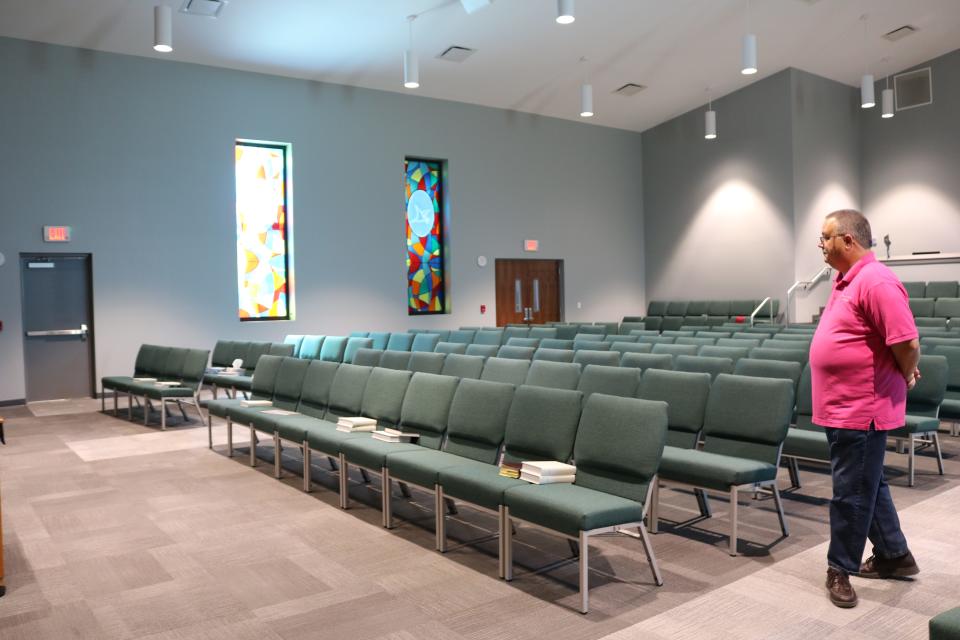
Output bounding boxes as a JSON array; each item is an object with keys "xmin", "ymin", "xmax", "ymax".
[{"xmin": 809, "ymin": 209, "xmax": 921, "ymax": 608}]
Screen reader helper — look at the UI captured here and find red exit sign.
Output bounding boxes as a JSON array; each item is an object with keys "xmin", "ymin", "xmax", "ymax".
[{"xmin": 43, "ymin": 226, "xmax": 72, "ymax": 242}]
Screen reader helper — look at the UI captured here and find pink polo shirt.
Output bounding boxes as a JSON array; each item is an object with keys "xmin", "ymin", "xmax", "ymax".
[{"xmin": 809, "ymin": 253, "xmax": 918, "ymax": 430}]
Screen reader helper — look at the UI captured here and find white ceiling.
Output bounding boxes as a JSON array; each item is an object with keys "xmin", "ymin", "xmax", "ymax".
[{"xmin": 2, "ymin": 0, "xmax": 959, "ymax": 132}]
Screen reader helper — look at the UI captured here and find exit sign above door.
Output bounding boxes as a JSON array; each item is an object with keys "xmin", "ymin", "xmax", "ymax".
[{"xmin": 43, "ymin": 226, "xmax": 72, "ymax": 242}]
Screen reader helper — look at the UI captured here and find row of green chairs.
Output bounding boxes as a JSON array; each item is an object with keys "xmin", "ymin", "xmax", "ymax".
[
  {"xmin": 204, "ymin": 341, "xmax": 296, "ymax": 396},
  {"xmin": 902, "ymin": 280, "xmax": 959, "ymax": 300},
  {"xmin": 909, "ymin": 298, "xmax": 960, "ymax": 329},
  {"xmin": 101, "ymin": 344, "xmax": 210, "ymax": 429}
]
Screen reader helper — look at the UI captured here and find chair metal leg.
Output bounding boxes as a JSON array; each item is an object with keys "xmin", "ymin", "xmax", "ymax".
[
  {"xmin": 496, "ymin": 504, "xmax": 505, "ymax": 578},
  {"xmin": 339, "ymin": 453, "xmax": 349, "ymax": 509},
  {"xmin": 359, "ymin": 468, "xmax": 371, "ymax": 484},
  {"xmin": 273, "ymin": 431, "xmax": 282, "ymax": 479},
  {"xmin": 249, "ymin": 425, "xmax": 256, "ymax": 467},
  {"xmin": 579, "ymin": 531, "xmax": 589, "ymax": 614},
  {"xmin": 637, "ymin": 523, "xmax": 664, "ymax": 586},
  {"xmin": 161, "ymin": 400, "xmax": 167, "ymax": 430},
  {"xmin": 567, "ymin": 539, "xmax": 580, "ymax": 557},
  {"xmin": 143, "ymin": 398, "xmax": 150, "ymax": 425},
  {"xmin": 695, "ymin": 488, "xmax": 712, "ymax": 517},
  {"xmin": 226, "ymin": 417, "xmax": 233, "ymax": 456},
  {"xmin": 786, "ymin": 457, "xmax": 801, "ymax": 489},
  {"xmin": 908, "ymin": 434, "xmax": 915, "ymax": 487},
  {"xmin": 398, "ymin": 482, "xmax": 412, "ymax": 499},
  {"xmin": 771, "ymin": 484, "xmax": 789, "ymax": 536},
  {"xmin": 303, "ymin": 442, "xmax": 312, "ymax": 492},
  {"xmin": 177, "ymin": 401, "xmax": 188, "ymax": 421},
  {"xmin": 382, "ymin": 467, "xmax": 393, "ymax": 529},
  {"xmin": 503, "ymin": 506, "xmax": 514, "ymax": 581},
  {"xmin": 435, "ymin": 485, "xmax": 446, "ymax": 552},
  {"xmin": 729, "ymin": 486, "xmax": 739, "ymax": 556},
  {"xmin": 648, "ymin": 476, "xmax": 660, "ymax": 534},
  {"xmin": 101, "ymin": 390, "xmax": 105, "ymax": 412},
  {"xmin": 128, "ymin": 393, "xmax": 133, "ymax": 420},
  {"xmin": 327, "ymin": 456, "xmax": 339, "ymax": 471},
  {"xmin": 444, "ymin": 497, "xmax": 458, "ymax": 515},
  {"xmin": 113, "ymin": 390, "xmax": 118, "ymax": 416}
]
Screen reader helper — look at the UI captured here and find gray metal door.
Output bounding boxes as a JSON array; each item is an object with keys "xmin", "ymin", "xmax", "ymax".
[{"xmin": 21, "ymin": 254, "xmax": 95, "ymax": 401}]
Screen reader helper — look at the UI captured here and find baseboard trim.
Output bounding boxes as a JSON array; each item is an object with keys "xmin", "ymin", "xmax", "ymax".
[{"xmin": 0, "ymin": 398, "xmax": 26, "ymax": 407}]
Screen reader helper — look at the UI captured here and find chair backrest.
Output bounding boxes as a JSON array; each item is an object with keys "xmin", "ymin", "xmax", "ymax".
[
  {"xmin": 539, "ymin": 338, "xmax": 574, "ymax": 350},
  {"xmin": 268, "ymin": 343, "xmax": 296, "ymax": 357},
  {"xmin": 665, "ymin": 301, "xmax": 688, "ymax": 317},
  {"xmin": 573, "ymin": 350, "xmax": 620, "ymax": 367},
  {"xmin": 442, "ymin": 379, "xmax": 515, "ymax": 464},
  {"xmin": 319, "ymin": 336, "xmax": 348, "ymax": 362},
  {"xmin": 620, "ymin": 352, "xmax": 674, "ymax": 372},
  {"xmin": 929, "ymin": 345, "xmax": 960, "ymax": 392},
  {"xmin": 480, "ymin": 357, "xmax": 531, "ymax": 385},
  {"xmin": 927, "ymin": 281, "xmax": 959, "ymax": 299},
  {"xmin": 698, "ymin": 345, "xmax": 751, "ymax": 363},
  {"xmin": 675, "ymin": 355, "xmax": 734, "ymax": 380},
  {"xmin": 352, "ymin": 348, "xmax": 383, "ymax": 367},
  {"xmin": 651, "ymin": 343, "xmax": 698, "ymax": 357},
  {"xmin": 161, "ymin": 347, "xmax": 189, "ymax": 379},
  {"xmin": 618, "ymin": 322, "xmax": 647, "ymax": 335},
  {"xmin": 448, "ymin": 329, "xmax": 475, "ymax": 344},
  {"xmin": 906, "ymin": 354, "xmax": 949, "ymax": 417},
  {"xmin": 343, "ymin": 337, "xmax": 374, "ymax": 364},
  {"xmin": 646, "ymin": 301, "xmax": 668, "ymax": 316},
  {"xmin": 576, "ymin": 325, "xmax": 605, "ymax": 336},
  {"xmin": 554, "ymin": 325, "xmax": 579, "ymax": 340},
  {"xmin": 506, "ymin": 337, "xmax": 540, "ymax": 348},
  {"xmin": 573, "ymin": 394, "xmax": 668, "ymax": 504},
  {"xmin": 577, "ymin": 364, "xmax": 639, "ymax": 399},
  {"xmin": 702, "ymin": 374, "xmax": 795, "ymax": 465},
  {"xmin": 139, "ymin": 344, "xmax": 170, "ymax": 376},
  {"xmin": 397, "ymin": 373, "xmax": 460, "ymax": 449},
  {"xmin": 411, "ymin": 333, "xmax": 441, "ymax": 353},
  {"xmin": 408, "ymin": 351, "xmax": 446, "ymax": 374},
  {"xmin": 379, "ymin": 350, "xmax": 412, "ymax": 370},
  {"xmin": 902, "ymin": 281, "xmax": 925, "ymax": 298},
  {"xmin": 271, "ymin": 357, "xmax": 311, "ymax": 410},
  {"xmin": 638, "ymin": 369, "xmax": 711, "ymax": 449},
  {"xmin": 368, "ymin": 332, "xmax": 391, "ymax": 350},
  {"xmin": 638, "ymin": 335, "xmax": 676, "ymax": 345},
  {"xmin": 524, "ymin": 360, "xmax": 581, "ymax": 390},
  {"xmin": 296, "ymin": 360, "xmax": 340, "ymax": 417},
  {"xmin": 227, "ymin": 341, "xmax": 250, "ymax": 365},
  {"xmin": 529, "ymin": 327, "xmax": 558, "ymax": 339},
  {"xmin": 179, "ymin": 349, "xmax": 210, "ymax": 388},
  {"xmin": 675, "ymin": 337, "xmax": 716, "ymax": 347},
  {"xmin": 604, "ymin": 334, "xmax": 638, "ymax": 343},
  {"xmin": 685, "ymin": 300, "xmax": 710, "ymax": 316},
  {"xmin": 250, "ymin": 354, "xmax": 286, "ymax": 400},
  {"xmin": 497, "ymin": 345, "xmax": 536, "ymax": 360},
  {"xmin": 298, "ymin": 335, "xmax": 325, "ymax": 360},
  {"xmin": 465, "ymin": 344, "xmax": 499, "ymax": 358},
  {"xmin": 935, "ymin": 298, "xmax": 960, "ymax": 318},
  {"xmin": 359, "ymin": 367, "xmax": 413, "ymax": 429},
  {"xmin": 473, "ymin": 329, "xmax": 505, "ymax": 346},
  {"xmin": 348, "ymin": 331, "xmax": 369, "ymax": 338},
  {"xmin": 435, "ymin": 341, "xmax": 467, "ymax": 355},
  {"xmin": 210, "ymin": 341, "xmax": 234, "ymax": 368},
  {"xmin": 573, "ymin": 333, "xmax": 604, "ymax": 343},
  {"xmin": 660, "ymin": 330, "xmax": 696, "ymax": 338},
  {"xmin": 763, "ymin": 339, "xmax": 811, "ymax": 351},
  {"xmin": 386, "ymin": 333, "xmax": 415, "ymax": 351},
  {"xmin": 533, "ymin": 347, "xmax": 576, "ymax": 363},
  {"xmin": 502, "ymin": 327, "xmax": 530, "ymax": 341},
  {"xmin": 283, "ymin": 335, "xmax": 304, "ymax": 357},
  {"xmin": 502, "ymin": 386, "xmax": 583, "ymax": 464},
  {"xmin": 440, "ymin": 353, "xmax": 485, "ymax": 379},
  {"xmin": 716, "ymin": 337, "xmax": 760, "ymax": 349},
  {"xmin": 749, "ymin": 347, "xmax": 809, "ymax": 368},
  {"xmin": 324, "ymin": 364, "xmax": 374, "ymax": 420},
  {"xmin": 574, "ymin": 339, "xmax": 611, "ymax": 351},
  {"xmin": 610, "ymin": 342, "xmax": 653, "ymax": 356},
  {"xmin": 594, "ymin": 321, "xmax": 620, "ymax": 335},
  {"xmin": 733, "ymin": 358, "xmax": 802, "ymax": 394},
  {"xmin": 696, "ymin": 331, "xmax": 732, "ymax": 339}
]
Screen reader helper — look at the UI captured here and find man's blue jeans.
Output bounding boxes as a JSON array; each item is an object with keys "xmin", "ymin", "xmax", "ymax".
[{"xmin": 825, "ymin": 425, "xmax": 909, "ymax": 575}]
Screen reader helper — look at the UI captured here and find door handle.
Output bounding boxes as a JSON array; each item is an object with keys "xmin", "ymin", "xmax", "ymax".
[{"xmin": 26, "ymin": 326, "xmax": 87, "ymax": 337}]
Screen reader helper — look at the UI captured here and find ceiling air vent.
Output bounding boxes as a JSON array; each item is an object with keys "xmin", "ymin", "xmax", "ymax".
[
  {"xmin": 895, "ymin": 67, "xmax": 933, "ymax": 111},
  {"xmin": 179, "ymin": 0, "xmax": 226, "ymax": 18},
  {"xmin": 436, "ymin": 46, "xmax": 476, "ymax": 63},
  {"xmin": 613, "ymin": 83, "xmax": 647, "ymax": 97},
  {"xmin": 883, "ymin": 25, "xmax": 917, "ymax": 42}
]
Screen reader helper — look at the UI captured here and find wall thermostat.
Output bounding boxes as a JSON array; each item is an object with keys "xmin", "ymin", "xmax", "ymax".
[{"xmin": 477, "ymin": 255, "xmax": 487, "ymax": 267}]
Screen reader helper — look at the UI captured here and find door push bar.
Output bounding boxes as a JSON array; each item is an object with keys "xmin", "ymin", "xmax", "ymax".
[{"xmin": 26, "ymin": 323, "xmax": 88, "ymax": 339}]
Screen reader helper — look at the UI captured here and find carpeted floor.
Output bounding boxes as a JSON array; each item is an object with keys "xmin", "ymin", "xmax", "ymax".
[{"xmin": 0, "ymin": 402, "xmax": 957, "ymax": 639}]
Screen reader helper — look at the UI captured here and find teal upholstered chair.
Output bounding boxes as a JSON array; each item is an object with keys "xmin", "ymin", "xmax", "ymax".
[
  {"xmin": 129, "ymin": 348, "xmax": 209, "ymax": 430},
  {"xmin": 533, "ymin": 347, "xmax": 576, "ymax": 363},
  {"xmin": 524, "ymin": 360, "xmax": 581, "ymax": 390},
  {"xmin": 352, "ymin": 348, "xmax": 383, "ymax": 367},
  {"xmin": 283, "ymin": 335, "xmax": 304, "ymax": 357},
  {"xmin": 888, "ymin": 354, "xmax": 948, "ymax": 486},
  {"xmin": 717, "ymin": 337, "xmax": 760, "ymax": 349},
  {"xmin": 411, "ymin": 333, "xmax": 441, "ymax": 353},
  {"xmin": 930, "ymin": 607, "xmax": 960, "ymax": 640},
  {"xmin": 465, "ymin": 344, "xmax": 499, "ymax": 358},
  {"xmin": 675, "ymin": 336, "xmax": 716, "ymax": 348},
  {"xmin": 348, "ymin": 331, "xmax": 369, "ymax": 338},
  {"xmin": 574, "ymin": 338, "xmax": 610, "ymax": 352},
  {"xmin": 779, "ymin": 364, "xmax": 828, "ymax": 489},
  {"xmin": 610, "ymin": 342, "xmax": 653, "ymax": 356},
  {"xmin": 577, "ymin": 364, "xmax": 639, "ymax": 399},
  {"xmin": 497, "ymin": 345, "xmax": 536, "ymax": 360},
  {"xmin": 368, "ymin": 332, "xmax": 391, "ymax": 350},
  {"xmin": 573, "ymin": 350, "xmax": 619, "ymax": 367},
  {"xmin": 506, "ymin": 337, "xmax": 540, "ymax": 348},
  {"xmin": 699, "ymin": 345, "xmax": 751, "ymax": 363},
  {"xmin": 927, "ymin": 281, "xmax": 960, "ymax": 299},
  {"xmin": 529, "ymin": 327, "xmax": 558, "ymax": 339},
  {"xmin": 539, "ymin": 338, "xmax": 574, "ymax": 350},
  {"xmin": 298, "ymin": 335, "xmax": 325, "ymax": 360},
  {"xmin": 674, "ymin": 355, "xmax": 734, "ymax": 381},
  {"xmin": 343, "ymin": 337, "xmax": 374, "ymax": 364},
  {"xmin": 435, "ymin": 341, "xmax": 467, "ymax": 355},
  {"xmin": 386, "ymin": 333, "xmax": 415, "ymax": 351},
  {"xmin": 408, "ymin": 351, "xmax": 446, "ymax": 374},
  {"xmin": 208, "ymin": 354, "xmax": 285, "ymax": 456},
  {"xmin": 604, "ymin": 334, "xmax": 638, "ymax": 343},
  {"xmin": 502, "ymin": 327, "xmax": 529, "ymax": 342},
  {"xmin": 749, "ymin": 347, "xmax": 808, "ymax": 368},
  {"xmin": 901, "ymin": 281, "xmax": 925, "ymax": 298},
  {"xmin": 651, "ymin": 343, "xmax": 698, "ymax": 358},
  {"xmin": 620, "ymin": 352, "xmax": 673, "ymax": 372},
  {"xmin": 480, "ymin": 357, "xmax": 530, "ymax": 385},
  {"xmin": 440, "ymin": 354, "xmax": 485, "ymax": 379},
  {"xmin": 379, "ymin": 350, "xmax": 412, "ymax": 370},
  {"xmin": 474, "ymin": 329, "xmax": 505, "ymax": 346},
  {"xmin": 295, "ymin": 360, "xmax": 341, "ymax": 419},
  {"xmin": 638, "ymin": 369, "xmax": 711, "ymax": 449},
  {"xmin": 929, "ymin": 345, "xmax": 960, "ymax": 435},
  {"xmin": 319, "ymin": 336, "xmax": 348, "ymax": 362},
  {"xmin": 448, "ymin": 329, "xmax": 475, "ymax": 344},
  {"xmin": 268, "ymin": 343, "xmax": 296, "ymax": 357}
]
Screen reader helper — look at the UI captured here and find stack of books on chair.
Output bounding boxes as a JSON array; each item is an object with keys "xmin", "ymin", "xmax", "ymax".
[
  {"xmin": 156, "ymin": 381, "xmax": 181, "ymax": 387},
  {"xmin": 240, "ymin": 399, "xmax": 272, "ymax": 408},
  {"xmin": 133, "ymin": 377, "xmax": 157, "ymax": 383},
  {"xmin": 520, "ymin": 461, "xmax": 577, "ymax": 484},
  {"xmin": 371, "ymin": 428, "xmax": 419, "ymax": 443},
  {"xmin": 336, "ymin": 417, "xmax": 378, "ymax": 433},
  {"xmin": 498, "ymin": 462, "xmax": 522, "ymax": 479}
]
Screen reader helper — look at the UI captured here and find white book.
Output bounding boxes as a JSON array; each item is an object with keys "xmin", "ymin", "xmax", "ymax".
[
  {"xmin": 240, "ymin": 400, "xmax": 272, "ymax": 408},
  {"xmin": 336, "ymin": 424, "xmax": 377, "ymax": 433},
  {"xmin": 156, "ymin": 381, "xmax": 180, "ymax": 387},
  {"xmin": 520, "ymin": 471, "xmax": 576, "ymax": 485},
  {"xmin": 381, "ymin": 427, "xmax": 405, "ymax": 437},
  {"xmin": 262, "ymin": 409, "xmax": 296, "ymax": 416},
  {"xmin": 337, "ymin": 416, "xmax": 377, "ymax": 428},
  {"xmin": 133, "ymin": 377, "xmax": 157, "ymax": 382},
  {"xmin": 521, "ymin": 461, "xmax": 577, "ymax": 477},
  {"xmin": 371, "ymin": 430, "xmax": 419, "ymax": 443}
]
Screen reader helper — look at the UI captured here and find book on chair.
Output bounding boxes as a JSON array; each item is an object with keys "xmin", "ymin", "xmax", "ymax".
[
  {"xmin": 240, "ymin": 399, "xmax": 272, "ymax": 408},
  {"xmin": 498, "ymin": 462, "xmax": 522, "ymax": 479},
  {"xmin": 521, "ymin": 461, "xmax": 576, "ymax": 476},
  {"xmin": 133, "ymin": 377, "xmax": 157, "ymax": 382},
  {"xmin": 371, "ymin": 428, "xmax": 419, "ymax": 443},
  {"xmin": 336, "ymin": 416, "xmax": 378, "ymax": 432},
  {"xmin": 519, "ymin": 471, "xmax": 576, "ymax": 485}
]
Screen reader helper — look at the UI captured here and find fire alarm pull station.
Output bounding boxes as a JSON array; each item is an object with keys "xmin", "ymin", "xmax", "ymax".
[{"xmin": 480, "ymin": 304, "xmax": 487, "ymax": 314}]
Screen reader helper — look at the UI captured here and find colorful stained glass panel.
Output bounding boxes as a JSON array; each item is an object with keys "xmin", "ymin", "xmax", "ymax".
[
  {"xmin": 405, "ymin": 158, "xmax": 446, "ymax": 314},
  {"xmin": 235, "ymin": 142, "xmax": 291, "ymax": 320}
]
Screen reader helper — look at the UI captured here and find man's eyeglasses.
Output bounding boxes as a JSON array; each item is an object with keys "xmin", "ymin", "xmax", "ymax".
[{"xmin": 818, "ymin": 234, "xmax": 844, "ymax": 246}]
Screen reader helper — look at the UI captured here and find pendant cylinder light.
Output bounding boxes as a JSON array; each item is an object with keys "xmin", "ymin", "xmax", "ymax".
[
  {"xmin": 403, "ymin": 50, "xmax": 419, "ymax": 89},
  {"xmin": 881, "ymin": 88, "xmax": 894, "ymax": 118},
  {"xmin": 556, "ymin": 0, "xmax": 575, "ymax": 24},
  {"xmin": 153, "ymin": 5, "xmax": 172, "ymax": 53},
  {"xmin": 705, "ymin": 109, "xmax": 717, "ymax": 140},
  {"xmin": 580, "ymin": 83, "xmax": 593, "ymax": 117},
  {"xmin": 861, "ymin": 74, "xmax": 875, "ymax": 108},
  {"xmin": 741, "ymin": 33, "xmax": 757, "ymax": 75}
]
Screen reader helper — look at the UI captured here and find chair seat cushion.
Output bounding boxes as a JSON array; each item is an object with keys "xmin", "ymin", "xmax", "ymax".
[
  {"xmin": 503, "ymin": 483, "xmax": 645, "ymax": 538},
  {"xmin": 338, "ymin": 437, "xmax": 423, "ymax": 470},
  {"xmin": 269, "ymin": 414, "xmax": 326, "ymax": 443},
  {"xmin": 386, "ymin": 449, "xmax": 472, "ymax": 488},
  {"xmin": 303, "ymin": 422, "xmax": 371, "ymax": 456},
  {"xmin": 141, "ymin": 384, "xmax": 195, "ymax": 399},
  {"xmin": 226, "ymin": 405, "xmax": 279, "ymax": 426},
  {"xmin": 102, "ymin": 375, "xmax": 134, "ymax": 392},
  {"xmin": 438, "ymin": 462, "xmax": 527, "ymax": 511},
  {"xmin": 204, "ymin": 373, "xmax": 253, "ymax": 392},
  {"xmin": 658, "ymin": 446, "xmax": 777, "ymax": 491},
  {"xmin": 207, "ymin": 398, "xmax": 245, "ymax": 418},
  {"xmin": 782, "ymin": 427, "xmax": 829, "ymax": 461},
  {"xmin": 938, "ymin": 399, "xmax": 960, "ymax": 421},
  {"xmin": 930, "ymin": 606, "xmax": 960, "ymax": 640},
  {"xmin": 888, "ymin": 414, "xmax": 942, "ymax": 437}
]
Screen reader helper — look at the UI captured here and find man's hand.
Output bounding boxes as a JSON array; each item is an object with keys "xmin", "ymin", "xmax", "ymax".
[{"xmin": 906, "ymin": 367, "xmax": 921, "ymax": 390}]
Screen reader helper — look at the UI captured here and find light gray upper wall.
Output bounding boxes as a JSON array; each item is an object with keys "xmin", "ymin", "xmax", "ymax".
[
  {"xmin": 642, "ymin": 70, "xmax": 795, "ymax": 305},
  {"xmin": 862, "ymin": 48, "xmax": 960, "ymax": 283},
  {"xmin": 0, "ymin": 37, "xmax": 644, "ymax": 402},
  {"xmin": 789, "ymin": 69, "xmax": 861, "ymax": 322}
]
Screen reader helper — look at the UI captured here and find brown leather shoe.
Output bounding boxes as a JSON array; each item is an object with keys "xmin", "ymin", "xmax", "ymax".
[
  {"xmin": 859, "ymin": 551, "xmax": 919, "ymax": 579},
  {"xmin": 826, "ymin": 568, "xmax": 858, "ymax": 608}
]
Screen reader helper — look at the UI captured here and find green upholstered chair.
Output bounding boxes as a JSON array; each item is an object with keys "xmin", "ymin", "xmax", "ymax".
[
  {"xmin": 573, "ymin": 350, "xmax": 620, "ymax": 367},
  {"xmin": 638, "ymin": 335, "xmax": 676, "ymax": 345},
  {"xmin": 927, "ymin": 282, "xmax": 960, "ymax": 299},
  {"xmin": 594, "ymin": 321, "xmax": 620, "ymax": 335},
  {"xmin": 733, "ymin": 358, "xmax": 802, "ymax": 393},
  {"xmin": 660, "ymin": 331, "xmax": 696, "ymax": 338},
  {"xmin": 610, "ymin": 342, "xmax": 653, "ymax": 356},
  {"xmin": 465, "ymin": 344, "xmax": 499, "ymax": 358},
  {"xmin": 617, "ymin": 322, "xmax": 647, "ymax": 335},
  {"xmin": 339, "ymin": 373, "xmax": 459, "ymax": 520},
  {"xmin": 368, "ymin": 332, "xmax": 391, "ymax": 350},
  {"xmin": 779, "ymin": 364, "xmax": 828, "ymax": 489},
  {"xmin": 674, "ymin": 355, "xmax": 734, "ymax": 381},
  {"xmin": 539, "ymin": 338, "xmax": 574, "ymax": 350},
  {"xmin": 698, "ymin": 345, "xmax": 751, "ymax": 363},
  {"xmin": 506, "ymin": 337, "xmax": 540, "ymax": 348},
  {"xmin": 352, "ymin": 348, "xmax": 383, "ymax": 367},
  {"xmin": 888, "ymin": 354, "xmax": 948, "ymax": 486},
  {"xmin": 573, "ymin": 333, "xmax": 604, "ymax": 343},
  {"xmin": 529, "ymin": 327, "xmax": 558, "ymax": 339},
  {"xmin": 502, "ymin": 394, "xmax": 668, "ymax": 612},
  {"xmin": 324, "ymin": 364, "xmax": 374, "ymax": 422},
  {"xmin": 480, "ymin": 357, "xmax": 531, "ymax": 385},
  {"xmin": 766, "ymin": 333, "xmax": 811, "ymax": 343},
  {"xmin": 298, "ymin": 335, "xmax": 325, "ymax": 360},
  {"xmin": 685, "ymin": 301, "xmax": 710, "ymax": 317},
  {"xmin": 901, "ymin": 281, "xmax": 925, "ymax": 298},
  {"xmin": 319, "ymin": 336, "xmax": 348, "ymax": 362},
  {"xmin": 209, "ymin": 341, "xmax": 234, "ymax": 368},
  {"xmin": 386, "ymin": 333, "xmax": 415, "ymax": 351},
  {"xmin": 295, "ymin": 360, "xmax": 340, "ymax": 419},
  {"xmin": 577, "ymin": 364, "xmax": 639, "ymax": 399},
  {"xmin": 497, "ymin": 345, "xmax": 536, "ymax": 360},
  {"xmin": 675, "ymin": 336, "xmax": 716, "ymax": 348},
  {"xmin": 448, "ymin": 329, "xmax": 475, "ymax": 344},
  {"xmin": 729, "ymin": 300, "xmax": 757, "ymax": 318},
  {"xmin": 653, "ymin": 374, "xmax": 794, "ymax": 555},
  {"xmin": 695, "ymin": 331, "xmax": 732, "ymax": 339},
  {"xmin": 283, "ymin": 335, "xmax": 304, "ymax": 357},
  {"xmin": 379, "ymin": 350, "xmax": 412, "ymax": 370},
  {"xmin": 763, "ymin": 339, "xmax": 811, "ymax": 352},
  {"xmin": 102, "ymin": 343, "xmax": 164, "ymax": 408},
  {"xmin": 665, "ymin": 301, "xmax": 688, "ymax": 317},
  {"xmin": 929, "ymin": 345, "xmax": 960, "ymax": 435},
  {"xmin": 554, "ymin": 324, "xmax": 580, "ymax": 340},
  {"xmin": 639, "ymin": 369, "xmax": 711, "ymax": 450},
  {"xmin": 411, "ymin": 333, "xmax": 441, "ymax": 353},
  {"xmin": 651, "ymin": 343, "xmax": 698, "ymax": 358},
  {"xmin": 620, "ymin": 352, "xmax": 673, "ymax": 372},
  {"xmin": 646, "ymin": 301, "xmax": 668, "ymax": 316},
  {"xmin": 930, "ymin": 607, "xmax": 960, "ymax": 640},
  {"xmin": 268, "ymin": 343, "xmax": 296, "ymax": 357},
  {"xmin": 533, "ymin": 347, "xmax": 576, "ymax": 363},
  {"xmin": 209, "ymin": 354, "xmax": 286, "ymax": 456},
  {"xmin": 440, "ymin": 353, "xmax": 485, "ymax": 379},
  {"xmin": 717, "ymin": 337, "xmax": 760, "ymax": 349},
  {"xmin": 574, "ymin": 338, "xmax": 610, "ymax": 351},
  {"xmin": 435, "ymin": 341, "xmax": 467, "ymax": 355},
  {"xmin": 923, "ymin": 337, "xmax": 960, "ymax": 349},
  {"xmin": 408, "ymin": 351, "xmax": 446, "ymax": 375},
  {"xmin": 128, "ymin": 347, "xmax": 209, "ymax": 430},
  {"xmin": 524, "ymin": 360, "xmax": 581, "ymax": 390},
  {"xmin": 348, "ymin": 331, "xmax": 369, "ymax": 338},
  {"xmin": 660, "ymin": 315, "xmax": 686, "ymax": 330},
  {"xmin": 604, "ymin": 334, "xmax": 638, "ymax": 343},
  {"xmin": 474, "ymin": 329, "xmax": 505, "ymax": 346},
  {"xmin": 343, "ymin": 337, "xmax": 374, "ymax": 364},
  {"xmin": 749, "ymin": 347, "xmax": 809, "ymax": 368},
  {"xmin": 575, "ymin": 325, "xmax": 605, "ymax": 336},
  {"xmin": 502, "ymin": 327, "xmax": 530, "ymax": 342}
]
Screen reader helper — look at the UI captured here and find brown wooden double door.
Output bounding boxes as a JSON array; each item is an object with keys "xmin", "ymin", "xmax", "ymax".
[{"xmin": 494, "ymin": 259, "xmax": 563, "ymax": 327}]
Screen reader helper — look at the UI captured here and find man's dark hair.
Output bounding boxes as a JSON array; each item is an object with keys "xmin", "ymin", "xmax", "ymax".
[{"xmin": 827, "ymin": 209, "xmax": 872, "ymax": 249}]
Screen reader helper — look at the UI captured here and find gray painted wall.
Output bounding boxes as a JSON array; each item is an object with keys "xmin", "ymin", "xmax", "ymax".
[{"xmin": 0, "ymin": 37, "xmax": 644, "ymax": 403}]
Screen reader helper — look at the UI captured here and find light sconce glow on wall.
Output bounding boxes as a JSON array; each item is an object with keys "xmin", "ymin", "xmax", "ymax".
[
  {"xmin": 861, "ymin": 74, "xmax": 875, "ymax": 108},
  {"xmin": 153, "ymin": 5, "xmax": 172, "ymax": 53},
  {"xmin": 705, "ymin": 103, "xmax": 717, "ymax": 140},
  {"xmin": 580, "ymin": 83, "xmax": 594, "ymax": 117},
  {"xmin": 403, "ymin": 15, "xmax": 419, "ymax": 89},
  {"xmin": 556, "ymin": 0, "xmax": 575, "ymax": 24},
  {"xmin": 741, "ymin": 34, "xmax": 757, "ymax": 75}
]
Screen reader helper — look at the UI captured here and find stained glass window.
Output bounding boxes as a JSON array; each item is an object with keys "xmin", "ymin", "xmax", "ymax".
[
  {"xmin": 235, "ymin": 141, "xmax": 292, "ymax": 320},
  {"xmin": 405, "ymin": 158, "xmax": 446, "ymax": 314}
]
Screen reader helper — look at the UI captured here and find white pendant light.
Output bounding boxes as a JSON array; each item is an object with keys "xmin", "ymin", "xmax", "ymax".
[
  {"xmin": 861, "ymin": 74, "xmax": 875, "ymax": 108},
  {"xmin": 705, "ymin": 98, "xmax": 717, "ymax": 140},
  {"xmin": 153, "ymin": 5, "xmax": 172, "ymax": 53},
  {"xmin": 881, "ymin": 87, "xmax": 894, "ymax": 117},
  {"xmin": 403, "ymin": 16, "xmax": 419, "ymax": 89},
  {"xmin": 556, "ymin": 0, "xmax": 575, "ymax": 24},
  {"xmin": 741, "ymin": 34, "xmax": 757, "ymax": 75},
  {"xmin": 580, "ymin": 84, "xmax": 594, "ymax": 117}
]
